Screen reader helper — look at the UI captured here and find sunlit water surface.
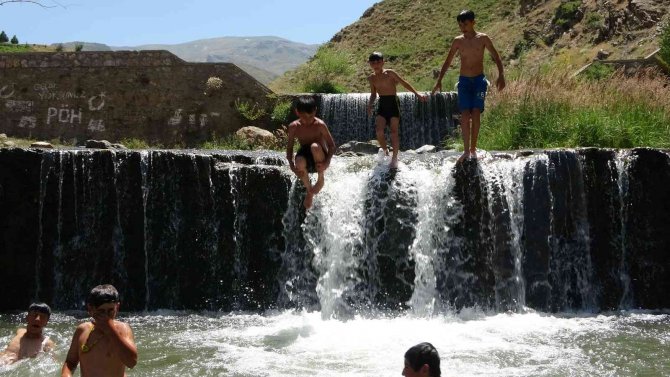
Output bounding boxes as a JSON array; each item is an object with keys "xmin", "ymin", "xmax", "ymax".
[{"xmin": 1, "ymin": 310, "xmax": 668, "ymax": 376}]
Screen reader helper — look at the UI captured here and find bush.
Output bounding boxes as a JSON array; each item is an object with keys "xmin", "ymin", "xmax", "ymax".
[
  {"xmin": 204, "ymin": 76, "xmax": 223, "ymax": 96},
  {"xmin": 271, "ymin": 99, "xmax": 293, "ymax": 125},
  {"xmin": 580, "ymin": 62, "xmax": 615, "ymax": 81},
  {"xmin": 0, "ymin": 31, "xmax": 8, "ymax": 43},
  {"xmin": 553, "ymin": 0, "xmax": 582, "ymax": 29},
  {"xmin": 660, "ymin": 21, "xmax": 670, "ymax": 66},
  {"xmin": 303, "ymin": 80, "xmax": 346, "ymax": 94},
  {"xmin": 234, "ymin": 98, "xmax": 266, "ymax": 121},
  {"xmin": 10, "ymin": 35, "xmax": 18, "ymax": 45},
  {"xmin": 301, "ymin": 47, "xmax": 353, "ymax": 93},
  {"xmin": 74, "ymin": 43, "xmax": 84, "ymax": 52}
]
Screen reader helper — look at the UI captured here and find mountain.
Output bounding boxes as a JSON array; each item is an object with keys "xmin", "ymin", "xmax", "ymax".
[
  {"xmin": 270, "ymin": 0, "xmax": 670, "ymax": 92},
  {"xmin": 116, "ymin": 36, "xmax": 319, "ymax": 85},
  {"xmin": 53, "ymin": 37, "xmax": 319, "ymax": 85}
]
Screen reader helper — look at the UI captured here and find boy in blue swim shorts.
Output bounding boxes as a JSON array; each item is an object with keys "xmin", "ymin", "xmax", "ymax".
[{"xmin": 432, "ymin": 9, "xmax": 506, "ymax": 162}]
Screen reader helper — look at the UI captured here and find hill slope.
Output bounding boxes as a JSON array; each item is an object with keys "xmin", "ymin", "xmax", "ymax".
[{"xmin": 270, "ymin": 0, "xmax": 669, "ymax": 93}]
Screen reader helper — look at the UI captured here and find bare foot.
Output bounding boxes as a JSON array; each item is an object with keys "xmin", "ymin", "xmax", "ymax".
[
  {"xmin": 390, "ymin": 157, "xmax": 399, "ymax": 169},
  {"xmin": 457, "ymin": 151, "xmax": 470, "ymax": 163},
  {"xmin": 312, "ymin": 176, "xmax": 325, "ymax": 194},
  {"xmin": 469, "ymin": 151, "xmax": 478, "ymax": 160},
  {"xmin": 303, "ymin": 193, "xmax": 314, "ymax": 209}
]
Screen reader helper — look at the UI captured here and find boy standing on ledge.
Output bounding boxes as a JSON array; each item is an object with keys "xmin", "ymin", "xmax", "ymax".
[
  {"xmin": 367, "ymin": 51, "xmax": 428, "ymax": 169},
  {"xmin": 286, "ymin": 96, "xmax": 336, "ymax": 209},
  {"xmin": 432, "ymin": 9, "xmax": 506, "ymax": 162}
]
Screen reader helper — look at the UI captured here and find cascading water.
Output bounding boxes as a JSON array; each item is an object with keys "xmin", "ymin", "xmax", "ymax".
[{"xmin": 318, "ymin": 92, "xmax": 458, "ymax": 149}]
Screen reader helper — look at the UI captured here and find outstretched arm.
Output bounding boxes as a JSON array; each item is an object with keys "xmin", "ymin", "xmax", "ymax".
[
  {"xmin": 433, "ymin": 38, "xmax": 459, "ymax": 94},
  {"xmin": 391, "ymin": 71, "xmax": 428, "ymax": 102},
  {"xmin": 484, "ymin": 35, "xmax": 505, "ymax": 91}
]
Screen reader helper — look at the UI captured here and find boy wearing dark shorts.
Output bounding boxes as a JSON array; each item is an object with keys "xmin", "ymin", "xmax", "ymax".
[
  {"xmin": 286, "ymin": 96, "xmax": 336, "ymax": 209},
  {"xmin": 432, "ymin": 10, "xmax": 506, "ymax": 162},
  {"xmin": 367, "ymin": 52, "xmax": 427, "ymax": 169}
]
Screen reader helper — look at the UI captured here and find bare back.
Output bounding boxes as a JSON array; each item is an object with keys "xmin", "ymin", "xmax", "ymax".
[
  {"xmin": 454, "ymin": 33, "xmax": 488, "ymax": 77},
  {"xmin": 368, "ymin": 69, "xmax": 399, "ymax": 96}
]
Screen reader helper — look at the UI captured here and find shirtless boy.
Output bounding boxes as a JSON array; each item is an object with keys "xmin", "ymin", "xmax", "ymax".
[
  {"xmin": 286, "ymin": 96, "xmax": 336, "ymax": 209},
  {"xmin": 432, "ymin": 9, "xmax": 506, "ymax": 162},
  {"xmin": 61, "ymin": 284, "xmax": 137, "ymax": 377},
  {"xmin": 0, "ymin": 303, "xmax": 55, "ymax": 365},
  {"xmin": 367, "ymin": 51, "xmax": 428, "ymax": 169}
]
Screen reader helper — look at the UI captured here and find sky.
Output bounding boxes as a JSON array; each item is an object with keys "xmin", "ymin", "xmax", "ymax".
[{"xmin": 0, "ymin": 0, "xmax": 379, "ymax": 46}]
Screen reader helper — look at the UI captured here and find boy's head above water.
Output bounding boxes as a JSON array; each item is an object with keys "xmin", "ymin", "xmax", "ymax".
[
  {"xmin": 86, "ymin": 284, "xmax": 120, "ymax": 316},
  {"xmin": 456, "ymin": 9, "xmax": 476, "ymax": 32},
  {"xmin": 26, "ymin": 302, "xmax": 51, "ymax": 336},
  {"xmin": 294, "ymin": 96, "xmax": 317, "ymax": 123},
  {"xmin": 403, "ymin": 342, "xmax": 441, "ymax": 377}
]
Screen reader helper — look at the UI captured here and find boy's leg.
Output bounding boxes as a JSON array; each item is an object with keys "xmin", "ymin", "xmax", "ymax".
[
  {"xmin": 294, "ymin": 156, "xmax": 314, "ymax": 208},
  {"xmin": 375, "ymin": 116, "xmax": 389, "ymax": 155},
  {"xmin": 459, "ymin": 110, "xmax": 472, "ymax": 162},
  {"xmin": 470, "ymin": 109, "xmax": 481, "ymax": 158},
  {"xmin": 390, "ymin": 117, "xmax": 400, "ymax": 168},
  {"xmin": 311, "ymin": 143, "xmax": 327, "ymax": 194}
]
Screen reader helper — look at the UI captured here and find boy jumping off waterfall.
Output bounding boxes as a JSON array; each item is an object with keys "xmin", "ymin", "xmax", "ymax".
[
  {"xmin": 286, "ymin": 96, "xmax": 336, "ymax": 209},
  {"xmin": 367, "ymin": 52, "xmax": 428, "ymax": 169},
  {"xmin": 432, "ymin": 10, "xmax": 505, "ymax": 162}
]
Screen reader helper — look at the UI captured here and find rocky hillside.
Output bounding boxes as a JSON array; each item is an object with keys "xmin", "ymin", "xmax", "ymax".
[{"xmin": 270, "ymin": 0, "xmax": 670, "ymax": 93}]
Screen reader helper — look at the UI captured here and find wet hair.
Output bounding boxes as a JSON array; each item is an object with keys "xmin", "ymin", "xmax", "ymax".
[
  {"xmin": 405, "ymin": 342, "xmax": 441, "ymax": 377},
  {"xmin": 28, "ymin": 302, "xmax": 51, "ymax": 318},
  {"xmin": 86, "ymin": 284, "xmax": 120, "ymax": 307},
  {"xmin": 294, "ymin": 96, "xmax": 317, "ymax": 114},
  {"xmin": 456, "ymin": 9, "xmax": 475, "ymax": 23},
  {"xmin": 368, "ymin": 51, "xmax": 384, "ymax": 62}
]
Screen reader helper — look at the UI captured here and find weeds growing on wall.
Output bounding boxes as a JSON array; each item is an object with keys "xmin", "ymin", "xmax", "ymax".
[
  {"xmin": 473, "ymin": 68, "xmax": 670, "ymax": 150},
  {"xmin": 271, "ymin": 99, "xmax": 293, "ymax": 125}
]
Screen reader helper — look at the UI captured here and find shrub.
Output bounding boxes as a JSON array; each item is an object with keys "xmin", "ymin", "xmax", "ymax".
[
  {"xmin": 10, "ymin": 35, "xmax": 18, "ymax": 44},
  {"xmin": 74, "ymin": 43, "xmax": 84, "ymax": 52},
  {"xmin": 54, "ymin": 43, "xmax": 64, "ymax": 52},
  {"xmin": 204, "ymin": 76, "xmax": 223, "ymax": 96},
  {"xmin": 234, "ymin": 98, "xmax": 266, "ymax": 121},
  {"xmin": 553, "ymin": 0, "xmax": 582, "ymax": 29},
  {"xmin": 0, "ymin": 31, "xmax": 8, "ymax": 43},
  {"xmin": 660, "ymin": 21, "xmax": 670, "ymax": 66},
  {"xmin": 271, "ymin": 99, "xmax": 293, "ymax": 125},
  {"xmin": 580, "ymin": 62, "xmax": 615, "ymax": 81},
  {"xmin": 302, "ymin": 47, "xmax": 353, "ymax": 93}
]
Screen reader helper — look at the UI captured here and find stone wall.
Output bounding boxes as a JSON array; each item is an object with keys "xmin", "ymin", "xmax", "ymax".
[{"xmin": 0, "ymin": 51, "xmax": 273, "ymax": 146}]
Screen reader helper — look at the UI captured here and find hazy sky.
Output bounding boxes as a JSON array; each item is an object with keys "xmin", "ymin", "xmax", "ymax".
[{"xmin": 0, "ymin": 0, "xmax": 378, "ymax": 46}]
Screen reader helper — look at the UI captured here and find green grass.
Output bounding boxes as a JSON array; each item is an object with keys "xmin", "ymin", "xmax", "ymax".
[{"xmin": 0, "ymin": 44, "xmax": 31, "ymax": 53}]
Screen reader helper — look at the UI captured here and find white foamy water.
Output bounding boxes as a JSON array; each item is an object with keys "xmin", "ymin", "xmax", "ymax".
[{"xmin": 1, "ymin": 311, "xmax": 668, "ymax": 377}]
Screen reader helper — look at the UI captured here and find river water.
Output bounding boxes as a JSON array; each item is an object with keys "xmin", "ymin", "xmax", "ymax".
[{"xmin": 1, "ymin": 310, "xmax": 669, "ymax": 376}]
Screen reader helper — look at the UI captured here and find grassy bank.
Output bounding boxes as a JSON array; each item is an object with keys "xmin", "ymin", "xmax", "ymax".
[{"xmin": 473, "ymin": 69, "xmax": 670, "ymax": 150}]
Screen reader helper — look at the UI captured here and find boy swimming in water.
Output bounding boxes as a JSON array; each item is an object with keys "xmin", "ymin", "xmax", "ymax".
[
  {"xmin": 432, "ymin": 9, "xmax": 505, "ymax": 162},
  {"xmin": 367, "ymin": 51, "xmax": 428, "ymax": 169},
  {"xmin": 286, "ymin": 96, "xmax": 336, "ymax": 209},
  {"xmin": 61, "ymin": 284, "xmax": 137, "ymax": 377},
  {"xmin": 0, "ymin": 303, "xmax": 55, "ymax": 365},
  {"xmin": 402, "ymin": 342, "xmax": 441, "ymax": 377}
]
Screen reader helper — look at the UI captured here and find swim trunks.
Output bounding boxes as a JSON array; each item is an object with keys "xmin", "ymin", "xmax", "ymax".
[
  {"xmin": 377, "ymin": 95, "xmax": 401, "ymax": 124},
  {"xmin": 296, "ymin": 144, "xmax": 316, "ymax": 173},
  {"xmin": 457, "ymin": 74, "xmax": 488, "ymax": 112}
]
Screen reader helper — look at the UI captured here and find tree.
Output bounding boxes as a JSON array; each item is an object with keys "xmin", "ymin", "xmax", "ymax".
[
  {"xmin": 74, "ymin": 43, "xmax": 84, "ymax": 52},
  {"xmin": 0, "ymin": 31, "xmax": 8, "ymax": 43},
  {"xmin": 10, "ymin": 35, "xmax": 18, "ymax": 44}
]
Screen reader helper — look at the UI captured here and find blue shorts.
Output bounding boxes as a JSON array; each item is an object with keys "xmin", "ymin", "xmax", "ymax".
[{"xmin": 457, "ymin": 74, "xmax": 488, "ymax": 113}]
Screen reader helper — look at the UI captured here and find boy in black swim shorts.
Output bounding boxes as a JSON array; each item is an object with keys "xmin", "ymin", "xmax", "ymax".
[
  {"xmin": 367, "ymin": 52, "xmax": 427, "ymax": 169},
  {"xmin": 286, "ymin": 96, "xmax": 336, "ymax": 209}
]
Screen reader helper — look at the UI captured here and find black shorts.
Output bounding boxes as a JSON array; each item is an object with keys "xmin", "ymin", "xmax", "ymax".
[
  {"xmin": 296, "ymin": 144, "xmax": 316, "ymax": 173},
  {"xmin": 377, "ymin": 95, "xmax": 401, "ymax": 124}
]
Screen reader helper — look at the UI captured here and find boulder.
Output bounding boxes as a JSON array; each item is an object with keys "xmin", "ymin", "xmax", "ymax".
[
  {"xmin": 30, "ymin": 142, "xmax": 54, "ymax": 149},
  {"xmin": 235, "ymin": 126, "xmax": 276, "ymax": 145},
  {"xmin": 86, "ymin": 139, "xmax": 113, "ymax": 149},
  {"xmin": 597, "ymin": 49, "xmax": 611, "ymax": 60},
  {"xmin": 0, "ymin": 133, "xmax": 7, "ymax": 140},
  {"xmin": 336, "ymin": 141, "xmax": 380, "ymax": 155}
]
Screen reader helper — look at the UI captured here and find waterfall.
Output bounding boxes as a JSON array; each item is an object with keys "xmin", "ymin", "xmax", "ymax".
[
  {"xmin": 2, "ymin": 148, "xmax": 669, "ymax": 312},
  {"xmin": 318, "ymin": 92, "xmax": 458, "ymax": 149}
]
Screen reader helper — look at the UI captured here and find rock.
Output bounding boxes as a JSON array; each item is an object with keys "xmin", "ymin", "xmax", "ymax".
[
  {"xmin": 415, "ymin": 145, "xmax": 437, "ymax": 154},
  {"xmin": 516, "ymin": 150, "xmax": 535, "ymax": 157},
  {"xmin": 30, "ymin": 141, "xmax": 54, "ymax": 149},
  {"xmin": 235, "ymin": 126, "xmax": 276, "ymax": 145},
  {"xmin": 0, "ymin": 133, "xmax": 7, "ymax": 140},
  {"xmin": 86, "ymin": 139, "xmax": 113, "ymax": 149},
  {"xmin": 111, "ymin": 143, "xmax": 128, "ymax": 149},
  {"xmin": 2, "ymin": 140, "xmax": 15, "ymax": 148},
  {"xmin": 338, "ymin": 151, "xmax": 361, "ymax": 158},
  {"xmin": 597, "ymin": 49, "xmax": 611, "ymax": 60},
  {"xmin": 336, "ymin": 141, "xmax": 381, "ymax": 155}
]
